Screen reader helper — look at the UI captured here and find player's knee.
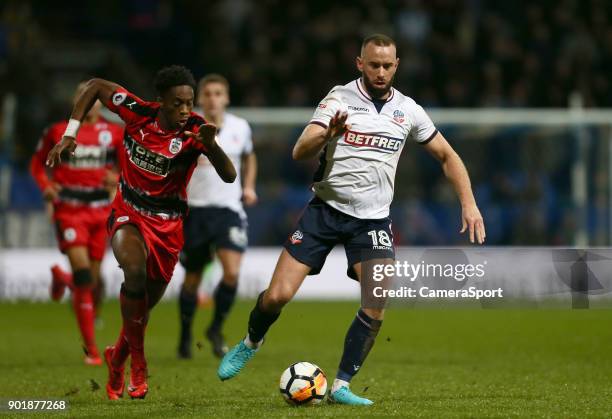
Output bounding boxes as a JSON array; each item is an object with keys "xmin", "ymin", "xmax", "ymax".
[
  {"xmin": 221, "ymin": 272, "xmax": 239, "ymax": 287},
  {"xmin": 362, "ymin": 307, "xmax": 385, "ymax": 321},
  {"xmin": 263, "ymin": 288, "xmax": 291, "ymax": 311},
  {"xmin": 181, "ymin": 276, "xmax": 200, "ymax": 295},
  {"xmin": 73, "ymin": 269, "xmax": 92, "ymax": 287},
  {"xmin": 120, "ymin": 261, "xmax": 147, "ymax": 288}
]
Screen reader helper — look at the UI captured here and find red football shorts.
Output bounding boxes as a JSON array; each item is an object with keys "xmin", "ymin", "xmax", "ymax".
[
  {"xmin": 54, "ymin": 205, "xmax": 110, "ymax": 261},
  {"xmin": 107, "ymin": 200, "xmax": 184, "ymax": 283}
]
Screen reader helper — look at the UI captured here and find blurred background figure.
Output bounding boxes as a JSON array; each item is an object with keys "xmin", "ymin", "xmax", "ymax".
[
  {"xmin": 178, "ymin": 74, "xmax": 257, "ymax": 360},
  {"xmin": 29, "ymin": 82, "xmax": 122, "ymax": 365}
]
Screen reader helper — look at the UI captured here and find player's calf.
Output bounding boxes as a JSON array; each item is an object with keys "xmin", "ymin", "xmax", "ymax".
[
  {"xmin": 110, "ymin": 327, "xmax": 130, "ymax": 368},
  {"xmin": 178, "ymin": 287, "xmax": 197, "ymax": 359},
  {"xmin": 118, "ymin": 286, "xmax": 149, "ymax": 398},
  {"xmin": 119, "ymin": 286, "xmax": 148, "ymax": 358},
  {"xmin": 72, "ymin": 269, "xmax": 100, "ymax": 363},
  {"xmin": 206, "ymin": 280, "xmax": 237, "ymax": 358},
  {"xmin": 331, "ymin": 309, "xmax": 382, "ymax": 400},
  {"xmin": 209, "ymin": 278, "xmax": 238, "ymax": 333},
  {"xmin": 247, "ymin": 291, "xmax": 282, "ymax": 346}
]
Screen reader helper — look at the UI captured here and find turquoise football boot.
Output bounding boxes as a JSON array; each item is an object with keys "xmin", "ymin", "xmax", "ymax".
[
  {"xmin": 329, "ymin": 386, "xmax": 374, "ymax": 406},
  {"xmin": 217, "ymin": 341, "xmax": 257, "ymax": 381}
]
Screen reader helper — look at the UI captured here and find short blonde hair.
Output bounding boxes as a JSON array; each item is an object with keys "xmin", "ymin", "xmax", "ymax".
[{"xmin": 198, "ymin": 74, "xmax": 229, "ymax": 93}]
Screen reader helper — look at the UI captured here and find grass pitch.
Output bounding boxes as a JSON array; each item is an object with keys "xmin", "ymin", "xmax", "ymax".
[{"xmin": 1, "ymin": 300, "xmax": 611, "ymax": 417}]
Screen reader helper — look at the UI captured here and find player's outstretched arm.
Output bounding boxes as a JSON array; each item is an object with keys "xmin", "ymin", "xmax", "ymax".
[
  {"xmin": 46, "ymin": 78, "xmax": 123, "ymax": 167},
  {"xmin": 186, "ymin": 124, "xmax": 237, "ymax": 183},
  {"xmin": 423, "ymin": 132, "xmax": 486, "ymax": 244},
  {"xmin": 30, "ymin": 153, "xmax": 61, "ymax": 201},
  {"xmin": 293, "ymin": 110, "xmax": 349, "ymax": 160}
]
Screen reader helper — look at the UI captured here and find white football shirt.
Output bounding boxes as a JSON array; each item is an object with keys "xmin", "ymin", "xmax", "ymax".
[
  {"xmin": 187, "ymin": 112, "xmax": 253, "ymax": 217},
  {"xmin": 309, "ymin": 78, "xmax": 437, "ymax": 219}
]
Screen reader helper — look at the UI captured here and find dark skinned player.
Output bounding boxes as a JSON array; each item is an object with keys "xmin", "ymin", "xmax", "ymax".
[{"xmin": 46, "ymin": 65, "xmax": 236, "ymax": 400}]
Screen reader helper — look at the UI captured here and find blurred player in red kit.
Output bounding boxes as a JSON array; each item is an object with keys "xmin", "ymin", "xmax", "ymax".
[
  {"xmin": 46, "ymin": 65, "xmax": 236, "ymax": 400},
  {"xmin": 30, "ymin": 82, "xmax": 123, "ymax": 366}
]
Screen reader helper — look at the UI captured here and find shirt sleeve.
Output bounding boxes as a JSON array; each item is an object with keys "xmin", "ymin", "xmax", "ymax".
[
  {"xmin": 104, "ymin": 88, "xmax": 157, "ymax": 126},
  {"xmin": 408, "ymin": 104, "xmax": 438, "ymax": 144},
  {"xmin": 309, "ymin": 86, "xmax": 344, "ymax": 128},
  {"xmin": 29, "ymin": 125, "xmax": 56, "ymax": 191}
]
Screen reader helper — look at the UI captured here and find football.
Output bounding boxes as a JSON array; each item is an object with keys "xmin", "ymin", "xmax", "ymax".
[{"xmin": 279, "ymin": 362, "xmax": 327, "ymax": 406}]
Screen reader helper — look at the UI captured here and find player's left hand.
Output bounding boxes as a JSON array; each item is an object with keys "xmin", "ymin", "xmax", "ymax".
[
  {"xmin": 242, "ymin": 187, "xmax": 258, "ymax": 206},
  {"xmin": 46, "ymin": 136, "xmax": 77, "ymax": 167},
  {"xmin": 460, "ymin": 204, "xmax": 485, "ymax": 244},
  {"xmin": 185, "ymin": 123, "xmax": 218, "ymax": 150}
]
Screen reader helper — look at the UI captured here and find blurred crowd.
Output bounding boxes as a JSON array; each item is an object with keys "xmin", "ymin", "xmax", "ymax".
[
  {"xmin": 1, "ymin": 0, "xmax": 611, "ymax": 246},
  {"xmin": 2, "ymin": 0, "xmax": 612, "ymax": 107}
]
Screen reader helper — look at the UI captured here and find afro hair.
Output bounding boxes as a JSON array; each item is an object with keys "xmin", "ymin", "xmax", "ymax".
[{"xmin": 153, "ymin": 65, "xmax": 196, "ymax": 95}]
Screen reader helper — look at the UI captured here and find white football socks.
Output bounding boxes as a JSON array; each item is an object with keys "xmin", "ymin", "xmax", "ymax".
[
  {"xmin": 332, "ymin": 378, "xmax": 350, "ymax": 393},
  {"xmin": 243, "ymin": 335, "xmax": 262, "ymax": 349}
]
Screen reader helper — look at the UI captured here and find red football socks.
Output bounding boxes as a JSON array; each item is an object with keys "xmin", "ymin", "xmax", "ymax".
[
  {"xmin": 72, "ymin": 285, "xmax": 98, "ymax": 357},
  {"xmin": 119, "ymin": 290, "xmax": 148, "ymax": 365},
  {"xmin": 111, "ymin": 326, "xmax": 130, "ymax": 367}
]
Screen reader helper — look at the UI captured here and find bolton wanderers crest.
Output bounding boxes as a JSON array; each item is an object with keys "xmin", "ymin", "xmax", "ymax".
[{"xmin": 393, "ymin": 109, "xmax": 405, "ymax": 123}]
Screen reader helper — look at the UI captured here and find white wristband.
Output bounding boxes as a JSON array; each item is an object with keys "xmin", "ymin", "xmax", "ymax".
[{"xmin": 64, "ymin": 119, "xmax": 81, "ymax": 138}]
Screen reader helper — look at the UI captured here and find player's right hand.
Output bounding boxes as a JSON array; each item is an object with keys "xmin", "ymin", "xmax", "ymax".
[
  {"xmin": 185, "ymin": 123, "xmax": 218, "ymax": 150},
  {"xmin": 325, "ymin": 110, "xmax": 350, "ymax": 141},
  {"xmin": 42, "ymin": 182, "xmax": 62, "ymax": 201},
  {"xmin": 242, "ymin": 187, "xmax": 258, "ymax": 206},
  {"xmin": 460, "ymin": 203, "xmax": 486, "ymax": 244},
  {"xmin": 46, "ymin": 136, "xmax": 77, "ymax": 167}
]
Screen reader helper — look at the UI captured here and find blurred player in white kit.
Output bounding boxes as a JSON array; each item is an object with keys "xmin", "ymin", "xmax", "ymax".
[{"xmin": 177, "ymin": 74, "xmax": 258, "ymax": 359}]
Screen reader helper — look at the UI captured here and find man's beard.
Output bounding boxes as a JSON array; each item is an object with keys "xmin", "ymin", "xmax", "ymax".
[{"xmin": 362, "ymin": 75, "xmax": 394, "ymax": 99}]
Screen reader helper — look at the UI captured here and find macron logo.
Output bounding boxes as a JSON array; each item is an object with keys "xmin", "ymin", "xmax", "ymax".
[{"xmin": 343, "ymin": 130, "xmax": 403, "ymax": 152}]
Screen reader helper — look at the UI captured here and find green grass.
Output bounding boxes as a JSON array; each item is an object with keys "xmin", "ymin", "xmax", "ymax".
[{"xmin": 1, "ymin": 300, "xmax": 612, "ymax": 418}]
